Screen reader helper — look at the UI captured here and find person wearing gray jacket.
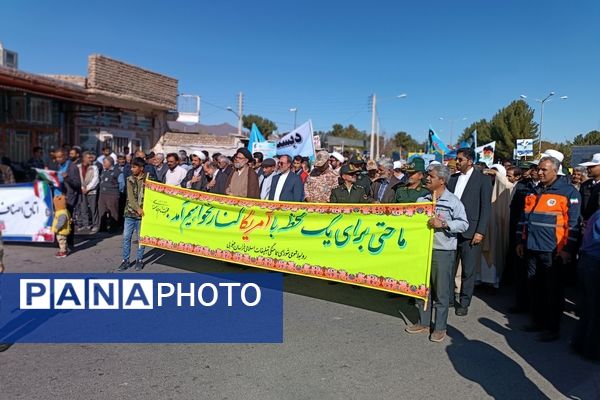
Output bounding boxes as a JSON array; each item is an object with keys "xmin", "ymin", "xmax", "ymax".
[{"xmin": 405, "ymin": 164, "xmax": 469, "ymax": 343}]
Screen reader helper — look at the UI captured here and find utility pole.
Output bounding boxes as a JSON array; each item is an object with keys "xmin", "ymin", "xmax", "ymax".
[
  {"xmin": 370, "ymin": 93, "xmax": 376, "ymax": 159},
  {"xmin": 237, "ymin": 92, "xmax": 243, "ymax": 137}
]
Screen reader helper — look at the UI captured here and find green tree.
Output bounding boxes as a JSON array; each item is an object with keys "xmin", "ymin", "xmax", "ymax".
[
  {"xmin": 382, "ymin": 132, "xmax": 422, "ymax": 158},
  {"xmin": 458, "ymin": 119, "xmax": 492, "ymax": 147},
  {"xmin": 242, "ymin": 114, "xmax": 278, "ymax": 138},
  {"xmin": 328, "ymin": 123, "xmax": 367, "ymax": 140},
  {"xmin": 572, "ymin": 130, "xmax": 600, "ymax": 145},
  {"xmin": 540, "ymin": 130, "xmax": 600, "ymax": 167},
  {"xmin": 392, "ymin": 131, "xmax": 420, "ymax": 151},
  {"xmin": 540, "ymin": 140, "xmax": 572, "ymax": 167},
  {"xmin": 489, "ymin": 100, "xmax": 538, "ymax": 160}
]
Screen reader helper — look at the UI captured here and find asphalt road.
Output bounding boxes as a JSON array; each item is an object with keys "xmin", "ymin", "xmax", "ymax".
[{"xmin": 1, "ymin": 232, "xmax": 598, "ymax": 400}]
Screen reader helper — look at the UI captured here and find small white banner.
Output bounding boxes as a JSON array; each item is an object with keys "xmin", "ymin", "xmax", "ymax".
[
  {"xmin": 0, "ymin": 181, "xmax": 54, "ymax": 242},
  {"xmin": 252, "ymin": 141, "xmax": 278, "ymax": 159},
  {"xmin": 275, "ymin": 120, "xmax": 316, "ymax": 159},
  {"xmin": 516, "ymin": 139, "xmax": 534, "ymax": 157}
]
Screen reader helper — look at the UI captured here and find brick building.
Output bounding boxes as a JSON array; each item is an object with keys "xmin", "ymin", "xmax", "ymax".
[{"xmin": 0, "ymin": 54, "xmax": 177, "ymax": 163}]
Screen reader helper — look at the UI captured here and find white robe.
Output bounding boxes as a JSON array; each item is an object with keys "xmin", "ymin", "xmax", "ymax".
[{"xmin": 477, "ymin": 173, "xmax": 514, "ymax": 287}]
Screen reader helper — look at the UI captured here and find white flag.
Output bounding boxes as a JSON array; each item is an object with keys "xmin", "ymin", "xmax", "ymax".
[{"xmin": 275, "ymin": 120, "xmax": 315, "ymax": 158}]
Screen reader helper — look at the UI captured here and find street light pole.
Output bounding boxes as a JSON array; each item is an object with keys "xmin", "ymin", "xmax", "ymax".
[
  {"xmin": 290, "ymin": 108, "xmax": 298, "ymax": 129},
  {"xmin": 237, "ymin": 92, "xmax": 243, "ymax": 137},
  {"xmin": 227, "ymin": 92, "xmax": 244, "ymax": 136},
  {"xmin": 370, "ymin": 93, "xmax": 407, "ymax": 159},
  {"xmin": 520, "ymin": 92, "xmax": 567, "ymax": 154}
]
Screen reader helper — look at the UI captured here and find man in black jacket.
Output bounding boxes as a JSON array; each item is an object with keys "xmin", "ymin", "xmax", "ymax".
[
  {"xmin": 447, "ymin": 148, "xmax": 492, "ymax": 316},
  {"xmin": 181, "ymin": 151, "xmax": 208, "ymax": 191},
  {"xmin": 213, "ymin": 155, "xmax": 234, "ymax": 195},
  {"xmin": 98, "ymin": 157, "xmax": 122, "ymax": 232},
  {"xmin": 508, "ymin": 166, "xmax": 538, "ymax": 312},
  {"xmin": 64, "ymin": 148, "xmax": 82, "ymax": 248}
]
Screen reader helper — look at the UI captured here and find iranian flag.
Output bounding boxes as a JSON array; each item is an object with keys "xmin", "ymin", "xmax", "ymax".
[{"xmin": 35, "ymin": 168, "xmax": 60, "ymax": 188}]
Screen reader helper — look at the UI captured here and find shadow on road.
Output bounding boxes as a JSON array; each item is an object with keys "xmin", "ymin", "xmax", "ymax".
[
  {"xmin": 3, "ymin": 230, "xmax": 119, "ymax": 254},
  {"xmin": 154, "ymin": 249, "xmax": 599, "ymax": 398},
  {"xmin": 71, "ymin": 231, "xmax": 120, "ymax": 253},
  {"xmin": 479, "ymin": 315, "xmax": 599, "ymax": 399},
  {"xmin": 474, "ymin": 287, "xmax": 599, "ymax": 399},
  {"xmin": 446, "ymin": 325, "xmax": 549, "ymax": 399},
  {"xmin": 0, "ymin": 309, "xmax": 68, "ymax": 351}
]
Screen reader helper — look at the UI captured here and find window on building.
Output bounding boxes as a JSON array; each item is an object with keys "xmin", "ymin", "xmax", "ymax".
[
  {"xmin": 30, "ymin": 98, "xmax": 52, "ymax": 124},
  {"xmin": 10, "ymin": 96, "xmax": 27, "ymax": 121},
  {"xmin": 113, "ymin": 136, "xmax": 129, "ymax": 154},
  {"xmin": 36, "ymin": 132, "xmax": 58, "ymax": 157},
  {"xmin": 14, "ymin": 131, "xmax": 31, "ymax": 162}
]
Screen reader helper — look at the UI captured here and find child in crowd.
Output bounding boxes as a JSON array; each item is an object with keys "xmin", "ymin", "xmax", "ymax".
[
  {"xmin": 117, "ymin": 157, "xmax": 147, "ymax": 271},
  {"xmin": 52, "ymin": 195, "xmax": 71, "ymax": 258}
]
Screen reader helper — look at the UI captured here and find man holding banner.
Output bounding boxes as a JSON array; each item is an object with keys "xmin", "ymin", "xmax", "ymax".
[
  {"xmin": 406, "ymin": 164, "xmax": 468, "ymax": 343},
  {"xmin": 305, "ymin": 150, "xmax": 340, "ymax": 203},
  {"xmin": 268, "ymin": 155, "xmax": 304, "ymax": 202},
  {"xmin": 330, "ymin": 165, "xmax": 370, "ymax": 203}
]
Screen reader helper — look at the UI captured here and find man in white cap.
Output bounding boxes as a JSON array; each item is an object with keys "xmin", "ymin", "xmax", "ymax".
[
  {"xmin": 391, "ymin": 160, "xmax": 408, "ymax": 187},
  {"xmin": 329, "ymin": 152, "xmax": 344, "ymax": 175},
  {"xmin": 538, "ymin": 149, "xmax": 566, "ymax": 176},
  {"xmin": 579, "ymin": 153, "xmax": 600, "ymax": 222},
  {"xmin": 181, "ymin": 150, "xmax": 207, "ymax": 190}
]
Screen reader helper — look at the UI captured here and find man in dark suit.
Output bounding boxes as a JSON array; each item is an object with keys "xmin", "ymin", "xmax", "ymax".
[
  {"xmin": 213, "ymin": 155, "xmax": 234, "ymax": 195},
  {"xmin": 181, "ymin": 151, "xmax": 208, "ymax": 191},
  {"xmin": 447, "ymin": 148, "xmax": 492, "ymax": 316},
  {"xmin": 268, "ymin": 155, "xmax": 304, "ymax": 202}
]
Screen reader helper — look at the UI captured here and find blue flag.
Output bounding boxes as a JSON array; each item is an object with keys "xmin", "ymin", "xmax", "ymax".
[
  {"xmin": 428, "ymin": 128, "xmax": 451, "ymax": 154},
  {"xmin": 247, "ymin": 123, "xmax": 266, "ymax": 152},
  {"xmin": 458, "ymin": 130, "xmax": 478, "ymax": 150}
]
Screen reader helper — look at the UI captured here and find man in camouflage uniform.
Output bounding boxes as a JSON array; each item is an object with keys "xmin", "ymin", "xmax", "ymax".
[
  {"xmin": 305, "ymin": 150, "xmax": 340, "ymax": 203},
  {"xmin": 395, "ymin": 157, "xmax": 429, "ymax": 204},
  {"xmin": 330, "ymin": 165, "xmax": 371, "ymax": 203}
]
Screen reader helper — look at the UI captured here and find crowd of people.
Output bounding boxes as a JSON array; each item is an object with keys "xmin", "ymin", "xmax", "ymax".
[{"xmin": 0, "ymin": 143, "xmax": 598, "ymax": 359}]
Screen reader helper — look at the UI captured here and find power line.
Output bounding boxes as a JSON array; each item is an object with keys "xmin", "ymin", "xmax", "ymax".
[{"xmin": 201, "ymin": 98, "xmax": 231, "ymax": 112}]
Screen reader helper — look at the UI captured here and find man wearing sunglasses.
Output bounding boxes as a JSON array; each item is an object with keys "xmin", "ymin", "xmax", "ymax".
[
  {"xmin": 268, "ymin": 155, "xmax": 304, "ymax": 202},
  {"xmin": 447, "ymin": 148, "xmax": 492, "ymax": 317}
]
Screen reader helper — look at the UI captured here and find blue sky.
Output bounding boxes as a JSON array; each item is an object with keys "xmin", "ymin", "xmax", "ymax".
[{"xmin": 2, "ymin": 0, "xmax": 599, "ymax": 145}]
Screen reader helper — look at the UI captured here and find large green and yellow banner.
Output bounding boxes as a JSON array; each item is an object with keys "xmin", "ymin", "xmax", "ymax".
[{"xmin": 140, "ymin": 181, "xmax": 435, "ymax": 300}]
